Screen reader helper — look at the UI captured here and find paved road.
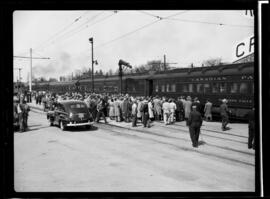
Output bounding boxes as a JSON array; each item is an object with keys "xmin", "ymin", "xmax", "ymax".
[{"xmin": 14, "ymin": 111, "xmax": 255, "ymax": 192}]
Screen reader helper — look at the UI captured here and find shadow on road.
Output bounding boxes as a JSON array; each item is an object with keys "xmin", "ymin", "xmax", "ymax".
[
  {"xmin": 66, "ymin": 125, "xmax": 99, "ymax": 132},
  {"xmin": 198, "ymin": 140, "xmax": 206, "ymax": 146}
]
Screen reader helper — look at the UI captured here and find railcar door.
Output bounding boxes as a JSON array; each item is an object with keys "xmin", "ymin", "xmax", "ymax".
[{"xmin": 144, "ymin": 79, "xmax": 153, "ymax": 97}]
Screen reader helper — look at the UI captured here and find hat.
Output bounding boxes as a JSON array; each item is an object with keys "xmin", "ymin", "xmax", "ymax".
[
  {"xmin": 222, "ymin": 99, "xmax": 227, "ymax": 103},
  {"xmin": 192, "ymin": 105, "xmax": 197, "ymax": 109}
]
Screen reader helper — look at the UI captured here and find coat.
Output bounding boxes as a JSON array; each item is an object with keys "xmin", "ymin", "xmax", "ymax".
[
  {"xmin": 109, "ymin": 100, "xmax": 115, "ymax": 117},
  {"xmin": 148, "ymin": 101, "xmax": 154, "ymax": 118},
  {"xmin": 220, "ymin": 103, "xmax": 229, "ymax": 117},
  {"xmin": 188, "ymin": 110, "xmax": 203, "ymax": 127},
  {"xmin": 137, "ymin": 101, "xmax": 143, "ymax": 118},
  {"xmin": 114, "ymin": 100, "xmax": 121, "ymax": 117},
  {"xmin": 184, "ymin": 100, "xmax": 192, "ymax": 119},
  {"xmin": 204, "ymin": 102, "xmax": 212, "ymax": 117},
  {"xmin": 153, "ymin": 98, "xmax": 162, "ymax": 115}
]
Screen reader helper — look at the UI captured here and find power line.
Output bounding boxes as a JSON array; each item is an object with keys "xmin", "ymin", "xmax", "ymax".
[
  {"xmin": 138, "ymin": 10, "xmax": 253, "ymax": 28},
  {"xmin": 96, "ymin": 11, "xmax": 188, "ymax": 49},
  {"xmin": 96, "ymin": 20, "xmax": 160, "ymax": 49},
  {"xmin": 58, "ymin": 11, "xmax": 116, "ymax": 44},
  {"xmin": 34, "ymin": 11, "xmax": 89, "ymax": 51},
  {"xmin": 165, "ymin": 17, "xmax": 253, "ymax": 28}
]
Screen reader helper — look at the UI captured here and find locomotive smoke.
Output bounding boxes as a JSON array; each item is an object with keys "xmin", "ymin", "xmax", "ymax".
[{"xmin": 33, "ymin": 52, "xmax": 73, "ymax": 78}]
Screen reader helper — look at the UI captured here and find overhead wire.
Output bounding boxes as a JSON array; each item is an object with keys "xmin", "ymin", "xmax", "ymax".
[
  {"xmin": 95, "ymin": 11, "xmax": 188, "ymax": 49},
  {"xmin": 58, "ymin": 11, "xmax": 116, "ymax": 44},
  {"xmin": 165, "ymin": 17, "xmax": 254, "ymax": 28},
  {"xmin": 34, "ymin": 11, "xmax": 89, "ymax": 51}
]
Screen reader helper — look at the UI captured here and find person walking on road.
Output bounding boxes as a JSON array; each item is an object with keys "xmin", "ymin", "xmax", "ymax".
[
  {"xmin": 187, "ymin": 105, "xmax": 203, "ymax": 148},
  {"xmin": 220, "ymin": 99, "xmax": 230, "ymax": 131}
]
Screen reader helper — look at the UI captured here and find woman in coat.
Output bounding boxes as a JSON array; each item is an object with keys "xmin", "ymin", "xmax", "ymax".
[
  {"xmin": 108, "ymin": 98, "xmax": 115, "ymax": 120},
  {"xmin": 148, "ymin": 98, "xmax": 154, "ymax": 121},
  {"xmin": 184, "ymin": 96, "xmax": 192, "ymax": 125},
  {"xmin": 114, "ymin": 97, "xmax": 121, "ymax": 122}
]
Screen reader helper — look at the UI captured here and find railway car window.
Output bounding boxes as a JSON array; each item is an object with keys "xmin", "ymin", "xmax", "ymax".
[
  {"xmin": 188, "ymin": 84, "xmax": 193, "ymax": 93},
  {"xmin": 155, "ymin": 85, "xmax": 159, "ymax": 92},
  {"xmin": 204, "ymin": 83, "xmax": 211, "ymax": 93},
  {"xmin": 196, "ymin": 84, "xmax": 203, "ymax": 93},
  {"xmin": 166, "ymin": 84, "xmax": 170, "ymax": 92},
  {"xmin": 162, "ymin": 85, "xmax": 165, "ymax": 92},
  {"xmin": 212, "ymin": 83, "xmax": 219, "ymax": 93},
  {"xmin": 220, "ymin": 83, "xmax": 227, "ymax": 93},
  {"xmin": 183, "ymin": 84, "xmax": 188, "ymax": 93},
  {"xmin": 239, "ymin": 82, "xmax": 248, "ymax": 94},
  {"xmin": 230, "ymin": 83, "xmax": 238, "ymax": 93},
  {"xmin": 171, "ymin": 84, "xmax": 176, "ymax": 92}
]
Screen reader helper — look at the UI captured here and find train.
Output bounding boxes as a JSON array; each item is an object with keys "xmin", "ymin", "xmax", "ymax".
[{"xmin": 32, "ymin": 62, "xmax": 254, "ymax": 120}]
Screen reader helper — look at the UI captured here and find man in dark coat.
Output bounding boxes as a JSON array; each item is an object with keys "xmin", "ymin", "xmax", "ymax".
[
  {"xmin": 220, "ymin": 99, "xmax": 230, "ymax": 131},
  {"xmin": 246, "ymin": 108, "xmax": 255, "ymax": 149},
  {"xmin": 142, "ymin": 100, "xmax": 150, "ymax": 128},
  {"xmin": 187, "ymin": 105, "xmax": 203, "ymax": 148}
]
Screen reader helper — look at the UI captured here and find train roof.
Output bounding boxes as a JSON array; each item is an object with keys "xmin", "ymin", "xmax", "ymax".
[{"xmin": 37, "ymin": 62, "xmax": 254, "ymax": 86}]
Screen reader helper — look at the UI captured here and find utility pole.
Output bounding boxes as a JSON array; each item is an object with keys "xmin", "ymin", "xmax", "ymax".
[
  {"xmin": 163, "ymin": 54, "xmax": 177, "ymax": 70},
  {"xmin": 163, "ymin": 54, "xmax": 166, "ymax": 71},
  {"xmin": 14, "ymin": 67, "xmax": 22, "ymax": 93},
  {"xmin": 13, "ymin": 49, "xmax": 50, "ymax": 92},
  {"xmin": 30, "ymin": 48, "xmax": 32, "ymax": 92},
  {"xmin": 89, "ymin": 37, "xmax": 98, "ymax": 93}
]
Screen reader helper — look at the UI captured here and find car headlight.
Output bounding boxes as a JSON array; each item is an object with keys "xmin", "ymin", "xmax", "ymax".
[{"xmin": 69, "ymin": 112, "xmax": 73, "ymax": 118}]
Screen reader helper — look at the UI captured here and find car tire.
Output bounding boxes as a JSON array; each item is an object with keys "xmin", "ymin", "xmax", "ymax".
[{"xmin": 60, "ymin": 120, "xmax": 66, "ymax": 131}]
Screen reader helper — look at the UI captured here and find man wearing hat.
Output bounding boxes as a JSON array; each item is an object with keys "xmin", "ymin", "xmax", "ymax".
[
  {"xmin": 187, "ymin": 105, "xmax": 203, "ymax": 148},
  {"xmin": 220, "ymin": 99, "xmax": 229, "ymax": 131}
]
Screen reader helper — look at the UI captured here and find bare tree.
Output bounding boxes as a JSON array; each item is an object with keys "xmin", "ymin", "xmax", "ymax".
[{"xmin": 202, "ymin": 57, "xmax": 222, "ymax": 66}]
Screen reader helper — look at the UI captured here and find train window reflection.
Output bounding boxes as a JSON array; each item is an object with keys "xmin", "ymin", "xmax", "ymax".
[
  {"xmin": 240, "ymin": 82, "xmax": 248, "ymax": 93},
  {"xmin": 161, "ymin": 85, "xmax": 165, "ymax": 92},
  {"xmin": 204, "ymin": 84, "xmax": 210, "ymax": 93},
  {"xmin": 155, "ymin": 85, "xmax": 159, "ymax": 92},
  {"xmin": 166, "ymin": 84, "xmax": 170, "ymax": 92},
  {"xmin": 230, "ymin": 83, "xmax": 238, "ymax": 93},
  {"xmin": 171, "ymin": 84, "xmax": 176, "ymax": 92},
  {"xmin": 212, "ymin": 83, "xmax": 219, "ymax": 93},
  {"xmin": 197, "ymin": 84, "xmax": 203, "ymax": 93},
  {"xmin": 188, "ymin": 84, "xmax": 193, "ymax": 92},
  {"xmin": 220, "ymin": 83, "xmax": 227, "ymax": 93}
]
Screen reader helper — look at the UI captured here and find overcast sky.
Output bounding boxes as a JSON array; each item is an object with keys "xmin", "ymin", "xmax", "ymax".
[{"xmin": 13, "ymin": 10, "xmax": 254, "ymax": 82}]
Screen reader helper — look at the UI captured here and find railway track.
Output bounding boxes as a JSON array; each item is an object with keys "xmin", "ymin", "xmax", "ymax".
[{"xmin": 96, "ymin": 122, "xmax": 255, "ymax": 167}]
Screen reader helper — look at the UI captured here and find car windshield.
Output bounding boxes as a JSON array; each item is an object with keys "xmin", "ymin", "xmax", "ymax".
[{"xmin": 66, "ymin": 103, "xmax": 88, "ymax": 113}]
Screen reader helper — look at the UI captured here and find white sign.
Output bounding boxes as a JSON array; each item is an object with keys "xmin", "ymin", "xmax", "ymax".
[{"xmin": 233, "ymin": 35, "xmax": 254, "ymax": 62}]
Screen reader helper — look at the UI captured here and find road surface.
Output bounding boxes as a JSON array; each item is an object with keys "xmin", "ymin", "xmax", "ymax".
[{"xmin": 14, "ymin": 111, "xmax": 255, "ymax": 192}]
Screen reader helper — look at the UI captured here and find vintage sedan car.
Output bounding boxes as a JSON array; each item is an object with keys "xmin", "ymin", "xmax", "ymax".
[{"xmin": 47, "ymin": 100, "xmax": 94, "ymax": 130}]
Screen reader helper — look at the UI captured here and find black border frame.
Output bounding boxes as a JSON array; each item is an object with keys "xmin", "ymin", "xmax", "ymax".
[{"xmin": 1, "ymin": 0, "xmax": 265, "ymax": 198}]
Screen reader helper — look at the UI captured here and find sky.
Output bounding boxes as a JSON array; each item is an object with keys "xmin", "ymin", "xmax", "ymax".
[{"xmin": 13, "ymin": 10, "xmax": 254, "ymax": 82}]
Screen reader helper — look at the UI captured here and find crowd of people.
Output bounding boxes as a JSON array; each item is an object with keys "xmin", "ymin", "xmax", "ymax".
[
  {"xmin": 14, "ymin": 90, "xmax": 255, "ymax": 149},
  {"xmin": 13, "ymin": 94, "xmax": 30, "ymax": 132}
]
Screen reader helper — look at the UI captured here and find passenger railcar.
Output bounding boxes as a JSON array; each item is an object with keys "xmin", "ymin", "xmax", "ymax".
[{"xmin": 32, "ymin": 62, "xmax": 254, "ymax": 120}]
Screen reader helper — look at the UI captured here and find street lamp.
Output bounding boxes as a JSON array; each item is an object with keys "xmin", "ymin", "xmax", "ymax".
[{"xmin": 89, "ymin": 37, "xmax": 94, "ymax": 92}]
